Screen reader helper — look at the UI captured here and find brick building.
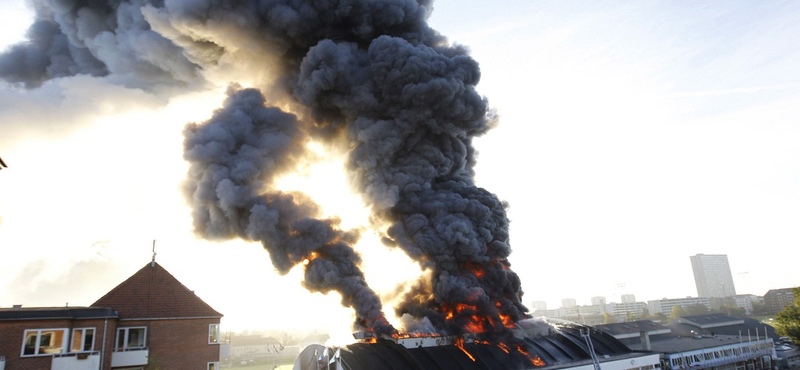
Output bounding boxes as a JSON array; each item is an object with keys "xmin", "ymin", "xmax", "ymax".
[
  {"xmin": 764, "ymin": 288, "xmax": 797, "ymax": 314},
  {"xmin": 0, "ymin": 262, "xmax": 222, "ymax": 370}
]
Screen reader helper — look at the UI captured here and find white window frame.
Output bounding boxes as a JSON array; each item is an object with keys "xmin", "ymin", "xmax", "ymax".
[
  {"xmin": 21, "ymin": 328, "xmax": 69, "ymax": 357},
  {"xmin": 116, "ymin": 327, "xmax": 147, "ymax": 351},
  {"xmin": 209, "ymin": 323, "xmax": 220, "ymax": 344},
  {"xmin": 71, "ymin": 327, "xmax": 96, "ymax": 352},
  {"xmin": 208, "ymin": 361, "xmax": 220, "ymax": 370}
]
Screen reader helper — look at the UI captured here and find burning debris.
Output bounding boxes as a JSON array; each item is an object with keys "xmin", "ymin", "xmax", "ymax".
[
  {"xmin": 2, "ymin": 0, "xmax": 528, "ymax": 339},
  {"xmin": 353, "ymin": 318, "xmax": 555, "ymax": 367}
]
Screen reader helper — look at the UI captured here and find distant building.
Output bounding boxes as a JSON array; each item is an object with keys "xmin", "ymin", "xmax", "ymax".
[
  {"xmin": 597, "ymin": 314, "xmax": 786, "ymax": 370},
  {"xmin": 591, "ymin": 296, "xmax": 607, "ymax": 306},
  {"xmin": 561, "ymin": 298, "xmax": 577, "ymax": 308},
  {"xmin": 608, "ymin": 301, "xmax": 646, "ymax": 319},
  {"xmin": 732, "ymin": 294, "xmax": 760, "ymax": 314},
  {"xmin": 621, "ymin": 294, "xmax": 636, "ymax": 304},
  {"xmin": 764, "ymin": 288, "xmax": 797, "ymax": 314},
  {"xmin": 690, "ymin": 254, "xmax": 736, "ymax": 298},
  {"xmin": 0, "ymin": 262, "xmax": 222, "ymax": 370},
  {"xmin": 531, "ymin": 308, "xmax": 565, "ymax": 319},
  {"xmin": 648, "ymin": 297, "xmax": 711, "ymax": 317},
  {"xmin": 228, "ymin": 334, "xmax": 285, "ymax": 367},
  {"xmin": 530, "ymin": 301, "xmax": 548, "ymax": 312}
]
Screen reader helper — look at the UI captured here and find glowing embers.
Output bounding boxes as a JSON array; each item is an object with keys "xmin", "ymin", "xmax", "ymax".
[
  {"xmin": 515, "ymin": 344, "xmax": 546, "ymax": 367},
  {"xmin": 301, "ymin": 251, "xmax": 319, "ymax": 266},
  {"xmin": 455, "ymin": 337, "xmax": 476, "ymax": 362}
]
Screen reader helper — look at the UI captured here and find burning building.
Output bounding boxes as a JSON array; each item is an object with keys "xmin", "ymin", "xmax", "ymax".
[{"xmin": 293, "ymin": 319, "xmax": 662, "ymax": 370}]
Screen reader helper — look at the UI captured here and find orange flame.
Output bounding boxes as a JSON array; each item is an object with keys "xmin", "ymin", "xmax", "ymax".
[
  {"xmin": 455, "ymin": 338, "xmax": 476, "ymax": 362},
  {"xmin": 301, "ymin": 251, "xmax": 319, "ymax": 266},
  {"xmin": 516, "ymin": 345, "xmax": 546, "ymax": 367},
  {"xmin": 499, "ymin": 313, "xmax": 515, "ymax": 328},
  {"xmin": 497, "ymin": 342, "xmax": 510, "ymax": 354}
]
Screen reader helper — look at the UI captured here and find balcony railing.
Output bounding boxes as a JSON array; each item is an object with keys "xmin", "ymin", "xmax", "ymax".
[
  {"xmin": 51, "ymin": 352, "xmax": 101, "ymax": 370},
  {"xmin": 111, "ymin": 348, "xmax": 149, "ymax": 368}
]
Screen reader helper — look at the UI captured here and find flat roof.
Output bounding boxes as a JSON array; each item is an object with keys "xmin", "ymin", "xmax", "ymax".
[{"xmin": 628, "ymin": 334, "xmax": 759, "ymax": 353}]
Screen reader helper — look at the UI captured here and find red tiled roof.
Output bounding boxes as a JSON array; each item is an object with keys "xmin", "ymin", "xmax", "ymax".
[{"xmin": 91, "ymin": 262, "xmax": 222, "ymax": 319}]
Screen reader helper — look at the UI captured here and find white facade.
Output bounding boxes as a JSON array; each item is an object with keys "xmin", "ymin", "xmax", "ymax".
[
  {"xmin": 563, "ymin": 354, "xmax": 661, "ymax": 370},
  {"xmin": 662, "ymin": 338, "xmax": 775, "ymax": 370},
  {"xmin": 648, "ymin": 297, "xmax": 711, "ymax": 316},
  {"xmin": 621, "ymin": 294, "xmax": 637, "ymax": 304},
  {"xmin": 609, "ymin": 302, "xmax": 646, "ymax": 317},
  {"xmin": 690, "ymin": 254, "xmax": 736, "ymax": 298}
]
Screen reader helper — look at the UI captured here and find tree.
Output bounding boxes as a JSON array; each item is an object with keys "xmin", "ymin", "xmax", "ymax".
[
  {"xmin": 671, "ymin": 305, "xmax": 687, "ymax": 320},
  {"xmin": 685, "ymin": 304, "xmax": 710, "ymax": 316},
  {"xmin": 604, "ymin": 312, "xmax": 616, "ymax": 324},
  {"xmin": 717, "ymin": 304, "xmax": 746, "ymax": 318},
  {"xmin": 639, "ymin": 307, "xmax": 651, "ymax": 319},
  {"xmin": 751, "ymin": 301, "xmax": 768, "ymax": 316},
  {"xmin": 775, "ymin": 287, "xmax": 800, "ymax": 344}
]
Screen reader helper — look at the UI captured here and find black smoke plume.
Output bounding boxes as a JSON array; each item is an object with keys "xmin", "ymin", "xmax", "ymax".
[
  {"xmin": 183, "ymin": 86, "xmax": 393, "ymax": 333},
  {"xmin": 4, "ymin": 0, "xmax": 529, "ymax": 336}
]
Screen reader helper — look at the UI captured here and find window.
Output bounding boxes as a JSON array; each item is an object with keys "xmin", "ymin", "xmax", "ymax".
[
  {"xmin": 208, "ymin": 362, "xmax": 219, "ymax": 370},
  {"xmin": 71, "ymin": 328, "xmax": 95, "ymax": 352},
  {"xmin": 209, "ymin": 324, "xmax": 220, "ymax": 344},
  {"xmin": 116, "ymin": 327, "xmax": 146, "ymax": 350},
  {"xmin": 21, "ymin": 329, "xmax": 68, "ymax": 356}
]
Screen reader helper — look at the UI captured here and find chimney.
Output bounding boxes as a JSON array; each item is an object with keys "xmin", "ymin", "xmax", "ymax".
[{"xmin": 639, "ymin": 330, "xmax": 651, "ymax": 351}]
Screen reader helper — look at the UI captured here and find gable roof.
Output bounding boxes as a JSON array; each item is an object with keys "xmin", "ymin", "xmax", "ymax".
[{"xmin": 92, "ymin": 262, "xmax": 222, "ymax": 319}]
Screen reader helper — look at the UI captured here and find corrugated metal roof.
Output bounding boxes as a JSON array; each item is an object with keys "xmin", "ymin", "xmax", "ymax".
[{"xmin": 331, "ymin": 323, "xmax": 632, "ymax": 370}]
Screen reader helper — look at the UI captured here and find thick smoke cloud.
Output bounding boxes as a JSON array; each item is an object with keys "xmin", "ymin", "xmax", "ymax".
[
  {"xmin": 0, "ymin": 0, "xmax": 200, "ymax": 89},
  {"xmin": 3, "ymin": 0, "xmax": 529, "ymax": 336},
  {"xmin": 184, "ymin": 86, "xmax": 393, "ymax": 333}
]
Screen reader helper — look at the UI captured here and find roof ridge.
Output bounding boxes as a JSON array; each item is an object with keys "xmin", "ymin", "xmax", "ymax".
[{"xmin": 91, "ymin": 262, "xmax": 222, "ymax": 319}]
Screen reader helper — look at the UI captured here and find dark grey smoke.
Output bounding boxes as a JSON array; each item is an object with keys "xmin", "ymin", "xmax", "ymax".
[
  {"xmin": 0, "ymin": 18, "xmax": 106, "ymax": 88},
  {"xmin": 184, "ymin": 86, "xmax": 393, "ymax": 333},
  {"xmin": 0, "ymin": 0, "xmax": 199, "ymax": 89},
  {"xmin": 5, "ymin": 0, "xmax": 530, "ymax": 336}
]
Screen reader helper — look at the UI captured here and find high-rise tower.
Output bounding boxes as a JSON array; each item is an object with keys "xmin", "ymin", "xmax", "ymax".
[{"xmin": 690, "ymin": 254, "xmax": 736, "ymax": 298}]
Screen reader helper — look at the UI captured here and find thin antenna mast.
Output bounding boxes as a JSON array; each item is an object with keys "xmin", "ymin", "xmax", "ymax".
[{"xmin": 151, "ymin": 240, "xmax": 157, "ymax": 267}]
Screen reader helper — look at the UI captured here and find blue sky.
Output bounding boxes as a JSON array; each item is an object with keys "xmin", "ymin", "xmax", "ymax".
[{"xmin": 0, "ymin": 0, "xmax": 798, "ymax": 335}]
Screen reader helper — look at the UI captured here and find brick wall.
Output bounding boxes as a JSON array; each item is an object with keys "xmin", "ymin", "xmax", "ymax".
[
  {"xmin": 0, "ymin": 318, "xmax": 114, "ymax": 370},
  {"xmin": 119, "ymin": 318, "xmax": 220, "ymax": 370}
]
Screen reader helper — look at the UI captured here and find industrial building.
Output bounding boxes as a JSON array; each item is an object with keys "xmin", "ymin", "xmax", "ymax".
[
  {"xmin": 293, "ymin": 319, "xmax": 661, "ymax": 370},
  {"xmin": 596, "ymin": 314, "xmax": 790, "ymax": 370}
]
